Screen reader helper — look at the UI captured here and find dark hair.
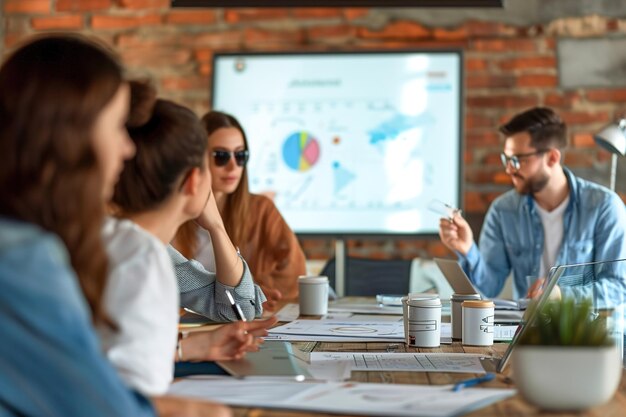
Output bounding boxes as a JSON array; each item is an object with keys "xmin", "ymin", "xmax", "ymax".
[
  {"xmin": 0, "ymin": 34, "xmax": 123, "ymax": 323},
  {"xmin": 499, "ymin": 107, "xmax": 568, "ymax": 150},
  {"xmin": 113, "ymin": 81, "xmax": 208, "ymax": 213},
  {"xmin": 174, "ymin": 111, "xmax": 251, "ymax": 258}
]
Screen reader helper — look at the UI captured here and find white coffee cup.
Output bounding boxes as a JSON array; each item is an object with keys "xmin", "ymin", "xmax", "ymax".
[
  {"xmin": 401, "ymin": 293, "xmax": 439, "ymax": 345},
  {"xmin": 298, "ymin": 275, "xmax": 329, "ymax": 315},
  {"xmin": 450, "ymin": 293, "xmax": 481, "ymax": 340},
  {"xmin": 405, "ymin": 297, "xmax": 442, "ymax": 348},
  {"xmin": 462, "ymin": 300, "xmax": 495, "ymax": 346}
]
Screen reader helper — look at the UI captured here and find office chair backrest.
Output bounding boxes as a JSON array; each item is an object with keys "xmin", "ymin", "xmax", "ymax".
[{"xmin": 320, "ymin": 256, "xmax": 412, "ymax": 296}]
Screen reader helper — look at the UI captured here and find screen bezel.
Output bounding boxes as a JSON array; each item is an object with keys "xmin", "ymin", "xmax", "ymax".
[{"xmin": 211, "ymin": 49, "xmax": 464, "ymax": 238}]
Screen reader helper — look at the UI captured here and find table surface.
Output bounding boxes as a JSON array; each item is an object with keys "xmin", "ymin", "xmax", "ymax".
[{"xmin": 180, "ymin": 301, "xmax": 626, "ymax": 417}]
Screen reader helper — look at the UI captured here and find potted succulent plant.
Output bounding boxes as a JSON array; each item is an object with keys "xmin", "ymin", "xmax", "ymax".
[{"xmin": 512, "ymin": 297, "xmax": 622, "ymax": 411}]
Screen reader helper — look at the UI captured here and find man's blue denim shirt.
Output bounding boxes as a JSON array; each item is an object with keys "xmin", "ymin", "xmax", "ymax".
[{"xmin": 459, "ymin": 167, "xmax": 626, "ymax": 301}]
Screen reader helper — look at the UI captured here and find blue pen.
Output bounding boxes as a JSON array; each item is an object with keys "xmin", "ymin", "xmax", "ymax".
[{"xmin": 452, "ymin": 373, "xmax": 496, "ymax": 392}]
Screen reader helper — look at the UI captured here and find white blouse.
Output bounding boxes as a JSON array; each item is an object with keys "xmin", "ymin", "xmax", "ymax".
[{"xmin": 98, "ymin": 217, "xmax": 179, "ymax": 396}]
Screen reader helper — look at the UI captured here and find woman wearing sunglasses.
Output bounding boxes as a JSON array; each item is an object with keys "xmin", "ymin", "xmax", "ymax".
[{"xmin": 174, "ymin": 111, "xmax": 306, "ymax": 311}]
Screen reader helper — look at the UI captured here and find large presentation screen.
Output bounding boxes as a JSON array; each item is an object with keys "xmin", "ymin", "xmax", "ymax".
[{"xmin": 212, "ymin": 51, "xmax": 463, "ymax": 236}]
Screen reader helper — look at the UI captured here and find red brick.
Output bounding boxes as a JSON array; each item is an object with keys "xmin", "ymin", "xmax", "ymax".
[
  {"xmin": 121, "ymin": 47, "xmax": 191, "ymax": 68},
  {"xmin": 194, "ymin": 31, "xmax": 243, "ymax": 48},
  {"xmin": 224, "ymin": 8, "xmax": 289, "ymax": 24},
  {"xmin": 426, "ymin": 241, "xmax": 451, "ymax": 258},
  {"xmin": 91, "ymin": 14, "xmax": 161, "ymax": 29},
  {"xmin": 482, "ymin": 152, "xmax": 504, "ymax": 167},
  {"xmin": 465, "ymin": 114, "xmax": 495, "ymax": 129},
  {"xmin": 467, "ymin": 95, "xmax": 539, "ymax": 109},
  {"xmin": 493, "ymin": 172, "xmax": 512, "ymax": 185},
  {"xmin": 544, "ymin": 92, "xmax": 581, "ymax": 108},
  {"xmin": 358, "ymin": 21, "xmax": 431, "ymax": 40},
  {"xmin": 199, "ymin": 62, "xmax": 212, "ymax": 77},
  {"xmin": 607, "ymin": 19, "xmax": 619, "ymax": 31},
  {"xmin": 354, "ymin": 39, "xmax": 467, "ymax": 49},
  {"xmin": 465, "ymin": 20, "xmax": 516, "ymax": 37},
  {"xmin": 498, "ymin": 56, "xmax": 557, "ymax": 71},
  {"xmin": 161, "ymin": 75, "xmax": 208, "ymax": 91},
  {"xmin": 117, "ymin": 0, "xmax": 169, "ymax": 9},
  {"xmin": 516, "ymin": 74, "xmax": 558, "ymax": 88},
  {"xmin": 545, "ymin": 38, "xmax": 557, "ymax": 50},
  {"xmin": 307, "ymin": 25, "xmax": 356, "ymax": 41},
  {"xmin": 586, "ymin": 88, "xmax": 626, "ymax": 102},
  {"xmin": 4, "ymin": 0, "xmax": 50, "ymax": 14},
  {"xmin": 471, "ymin": 39, "xmax": 537, "ymax": 53},
  {"xmin": 563, "ymin": 151, "xmax": 594, "ymax": 168},
  {"xmin": 433, "ymin": 27, "xmax": 467, "ymax": 41},
  {"xmin": 115, "ymin": 33, "xmax": 191, "ymax": 48},
  {"xmin": 343, "ymin": 8, "xmax": 369, "ymax": 20},
  {"xmin": 560, "ymin": 111, "xmax": 611, "ymax": 126},
  {"xmin": 292, "ymin": 8, "xmax": 342, "ymax": 19},
  {"xmin": 466, "ymin": 131, "xmax": 500, "ymax": 146},
  {"xmin": 244, "ymin": 28, "xmax": 304, "ymax": 47},
  {"xmin": 194, "ymin": 48, "xmax": 213, "ymax": 63},
  {"xmin": 166, "ymin": 11, "xmax": 217, "ymax": 25},
  {"xmin": 57, "ymin": 0, "xmax": 110, "ymax": 11},
  {"xmin": 32, "ymin": 14, "xmax": 83, "ymax": 30},
  {"xmin": 464, "ymin": 151, "xmax": 473, "ymax": 164},
  {"xmin": 467, "ymin": 75, "xmax": 516, "ymax": 89},
  {"xmin": 465, "ymin": 58, "xmax": 488, "ymax": 72},
  {"xmin": 572, "ymin": 133, "xmax": 596, "ymax": 148},
  {"xmin": 464, "ymin": 191, "xmax": 489, "ymax": 213}
]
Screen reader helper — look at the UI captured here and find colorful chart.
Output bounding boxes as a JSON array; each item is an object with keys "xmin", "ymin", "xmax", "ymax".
[{"xmin": 282, "ymin": 131, "xmax": 320, "ymax": 172}]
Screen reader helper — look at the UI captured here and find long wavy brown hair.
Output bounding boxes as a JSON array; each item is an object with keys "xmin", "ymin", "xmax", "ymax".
[
  {"xmin": 0, "ymin": 35, "xmax": 124, "ymax": 323},
  {"xmin": 174, "ymin": 111, "xmax": 251, "ymax": 258}
]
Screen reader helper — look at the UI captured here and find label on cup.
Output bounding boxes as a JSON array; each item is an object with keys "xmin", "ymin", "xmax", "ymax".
[
  {"xmin": 298, "ymin": 275, "xmax": 329, "ymax": 316},
  {"xmin": 462, "ymin": 300, "xmax": 495, "ymax": 346},
  {"xmin": 405, "ymin": 297, "xmax": 441, "ymax": 348}
]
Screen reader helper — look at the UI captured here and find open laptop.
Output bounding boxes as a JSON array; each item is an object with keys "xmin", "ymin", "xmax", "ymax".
[
  {"xmin": 477, "ymin": 258, "xmax": 626, "ymax": 373},
  {"xmin": 434, "ymin": 258, "xmax": 530, "ymax": 312},
  {"xmin": 216, "ymin": 340, "xmax": 311, "ymax": 381}
]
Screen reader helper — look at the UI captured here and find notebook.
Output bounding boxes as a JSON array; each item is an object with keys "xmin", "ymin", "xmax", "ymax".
[{"xmin": 216, "ymin": 341, "xmax": 311, "ymax": 380}]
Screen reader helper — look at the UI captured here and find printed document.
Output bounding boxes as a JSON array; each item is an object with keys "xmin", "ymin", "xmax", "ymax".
[
  {"xmin": 169, "ymin": 378, "xmax": 516, "ymax": 417},
  {"xmin": 307, "ymin": 352, "xmax": 487, "ymax": 373}
]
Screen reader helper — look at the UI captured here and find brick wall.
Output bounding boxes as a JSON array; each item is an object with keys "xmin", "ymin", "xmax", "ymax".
[{"xmin": 3, "ymin": 1, "xmax": 625, "ymax": 262}]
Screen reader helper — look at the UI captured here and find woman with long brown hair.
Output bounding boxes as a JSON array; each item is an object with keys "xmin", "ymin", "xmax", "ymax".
[
  {"xmin": 0, "ymin": 35, "xmax": 229, "ymax": 417},
  {"xmin": 174, "ymin": 111, "xmax": 306, "ymax": 311}
]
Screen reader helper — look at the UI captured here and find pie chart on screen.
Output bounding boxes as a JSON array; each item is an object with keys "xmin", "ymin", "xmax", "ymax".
[{"xmin": 282, "ymin": 131, "xmax": 320, "ymax": 172}]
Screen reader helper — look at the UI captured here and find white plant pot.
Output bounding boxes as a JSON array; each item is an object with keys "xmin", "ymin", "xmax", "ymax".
[{"xmin": 512, "ymin": 346, "xmax": 622, "ymax": 411}]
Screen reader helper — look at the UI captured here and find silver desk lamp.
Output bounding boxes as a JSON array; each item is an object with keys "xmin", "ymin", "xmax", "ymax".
[{"xmin": 594, "ymin": 119, "xmax": 626, "ymax": 191}]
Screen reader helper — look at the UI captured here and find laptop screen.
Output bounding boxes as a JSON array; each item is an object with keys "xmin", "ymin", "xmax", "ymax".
[{"xmin": 496, "ymin": 258, "xmax": 626, "ymax": 372}]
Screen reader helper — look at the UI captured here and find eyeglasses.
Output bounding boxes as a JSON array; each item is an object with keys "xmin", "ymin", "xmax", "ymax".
[
  {"xmin": 211, "ymin": 150, "xmax": 249, "ymax": 167},
  {"xmin": 500, "ymin": 150, "xmax": 548, "ymax": 171}
]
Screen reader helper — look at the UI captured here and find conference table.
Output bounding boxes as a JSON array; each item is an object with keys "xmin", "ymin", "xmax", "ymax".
[{"xmin": 181, "ymin": 300, "xmax": 626, "ymax": 417}]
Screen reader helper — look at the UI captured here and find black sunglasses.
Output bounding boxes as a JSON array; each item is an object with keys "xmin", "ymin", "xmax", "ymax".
[{"xmin": 211, "ymin": 150, "xmax": 249, "ymax": 167}]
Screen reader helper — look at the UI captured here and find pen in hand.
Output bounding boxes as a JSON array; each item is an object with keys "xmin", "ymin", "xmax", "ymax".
[
  {"xmin": 225, "ymin": 289, "xmax": 247, "ymax": 322},
  {"xmin": 452, "ymin": 373, "xmax": 496, "ymax": 392}
]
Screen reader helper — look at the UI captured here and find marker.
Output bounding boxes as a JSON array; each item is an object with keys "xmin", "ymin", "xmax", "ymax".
[
  {"xmin": 452, "ymin": 373, "xmax": 496, "ymax": 392},
  {"xmin": 225, "ymin": 289, "xmax": 247, "ymax": 322}
]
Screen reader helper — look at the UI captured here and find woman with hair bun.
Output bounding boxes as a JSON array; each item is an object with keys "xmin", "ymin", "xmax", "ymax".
[{"xmin": 100, "ymin": 81, "xmax": 274, "ymax": 396}]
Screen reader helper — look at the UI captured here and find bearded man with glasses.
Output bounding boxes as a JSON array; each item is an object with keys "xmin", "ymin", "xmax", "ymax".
[{"xmin": 439, "ymin": 107, "xmax": 626, "ymax": 303}]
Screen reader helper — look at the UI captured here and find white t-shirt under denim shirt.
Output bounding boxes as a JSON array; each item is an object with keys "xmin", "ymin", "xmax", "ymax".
[
  {"xmin": 98, "ymin": 217, "xmax": 179, "ymax": 396},
  {"xmin": 535, "ymin": 195, "xmax": 570, "ymax": 281}
]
